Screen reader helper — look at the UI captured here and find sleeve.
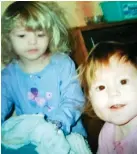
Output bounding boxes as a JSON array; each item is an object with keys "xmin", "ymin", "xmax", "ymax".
[
  {"xmin": 48, "ymin": 56, "xmax": 85, "ymax": 135},
  {"xmin": 1, "ymin": 71, "xmax": 14, "ymax": 124}
]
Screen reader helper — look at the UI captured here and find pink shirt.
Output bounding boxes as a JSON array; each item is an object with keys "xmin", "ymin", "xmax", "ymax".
[{"xmin": 98, "ymin": 122, "xmax": 137, "ymax": 154}]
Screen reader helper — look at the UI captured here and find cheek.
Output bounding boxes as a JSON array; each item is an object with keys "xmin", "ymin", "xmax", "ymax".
[
  {"xmin": 10, "ymin": 38, "xmax": 25, "ymax": 50},
  {"xmin": 39, "ymin": 37, "xmax": 49, "ymax": 46},
  {"xmin": 10, "ymin": 42, "xmax": 20, "ymax": 53},
  {"xmin": 38, "ymin": 40, "xmax": 49, "ymax": 51},
  {"xmin": 13, "ymin": 43, "xmax": 24, "ymax": 53},
  {"xmin": 91, "ymin": 91, "xmax": 108, "ymax": 108},
  {"xmin": 91, "ymin": 97, "xmax": 106, "ymax": 120},
  {"xmin": 90, "ymin": 91, "xmax": 109, "ymax": 119},
  {"xmin": 121, "ymin": 84, "xmax": 137, "ymax": 101}
]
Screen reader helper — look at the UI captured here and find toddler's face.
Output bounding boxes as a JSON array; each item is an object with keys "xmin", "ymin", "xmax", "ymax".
[{"xmin": 89, "ymin": 56, "xmax": 137, "ymax": 125}]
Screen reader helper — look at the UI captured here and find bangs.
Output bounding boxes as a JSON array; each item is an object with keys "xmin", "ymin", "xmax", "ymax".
[
  {"xmin": 86, "ymin": 59, "xmax": 102, "ymax": 86},
  {"xmin": 2, "ymin": 2, "xmax": 52, "ymax": 32},
  {"xmin": 86, "ymin": 49, "xmax": 131, "ymax": 87},
  {"xmin": 13, "ymin": 9, "xmax": 50, "ymax": 31}
]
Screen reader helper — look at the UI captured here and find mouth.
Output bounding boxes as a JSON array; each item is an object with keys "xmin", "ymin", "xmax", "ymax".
[
  {"xmin": 109, "ymin": 104, "xmax": 126, "ymax": 110},
  {"xmin": 28, "ymin": 49, "xmax": 38, "ymax": 53}
]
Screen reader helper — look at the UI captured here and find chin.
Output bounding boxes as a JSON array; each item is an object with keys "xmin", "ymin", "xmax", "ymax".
[
  {"xmin": 110, "ymin": 118, "xmax": 131, "ymax": 126},
  {"xmin": 115, "ymin": 121, "xmax": 129, "ymax": 126},
  {"xmin": 27, "ymin": 55, "xmax": 41, "ymax": 61}
]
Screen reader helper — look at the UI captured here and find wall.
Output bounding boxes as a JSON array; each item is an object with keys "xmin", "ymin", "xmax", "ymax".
[{"xmin": 1, "ymin": 1, "xmax": 103, "ymax": 28}]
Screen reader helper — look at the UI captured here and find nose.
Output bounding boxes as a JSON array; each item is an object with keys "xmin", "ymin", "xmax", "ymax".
[
  {"xmin": 28, "ymin": 32, "xmax": 37, "ymax": 45},
  {"xmin": 110, "ymin": 89, "xmax": 120, "ymax": 96},
  {"xmin": 108, "ymin": 87, "xmax": 121, "ymax": 105},
  {"xmin": 108, "ymin": 86, "xmax": 121, "ymax": 97}
]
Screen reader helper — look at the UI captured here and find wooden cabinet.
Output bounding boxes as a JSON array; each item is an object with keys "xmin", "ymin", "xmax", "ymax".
[{"xmin": 70, "ymin": 20, "xmax": 137, "ymax": 67}]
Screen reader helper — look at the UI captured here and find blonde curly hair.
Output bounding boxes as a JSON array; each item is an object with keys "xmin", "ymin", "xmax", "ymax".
[{"xmin": 2, "ymin": 1, "xmax": 71, "ymax": 65}]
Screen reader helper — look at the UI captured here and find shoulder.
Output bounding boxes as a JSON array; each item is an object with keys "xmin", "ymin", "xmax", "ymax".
[
  {"xmin": 51, "ymin": 52, "xmax": 74, "ymax": 67},
  {"xmin": 1, "ymin": 62, "xmax": 15, "ymax": 78},
  {"xmin": 50, "ymin": 52, "xmax": 77, "ymax": 76},
  {"xmin": 100, "ymin": 122, "xmax": 115, "ymax": 135},
  {"xmin": 99, "ymin": 122, "xmax": 115, "ymax": 141},
  {"xmin": 98, "ymin": 122, "xmax": 115, "ymax": 153}
]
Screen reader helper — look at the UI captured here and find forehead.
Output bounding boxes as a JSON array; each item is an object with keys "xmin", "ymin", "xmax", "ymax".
[{"xmin": 94, "ymin": 56, "xmax": 137, "ymax": 79}]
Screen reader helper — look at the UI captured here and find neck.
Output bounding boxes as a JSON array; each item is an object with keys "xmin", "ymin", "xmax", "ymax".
[
  {"xmin": 116, "ymin": 115, "xmax": 137, "ymax": 140},
  {"xmin": 19, "ymin": 53, "xmax": 50, "ymax": 73}
]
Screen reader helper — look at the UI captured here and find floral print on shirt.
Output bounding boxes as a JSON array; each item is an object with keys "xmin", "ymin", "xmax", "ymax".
[{"xmin": 28, "ymin": 87, "xmax": 54, "ymax": 112}]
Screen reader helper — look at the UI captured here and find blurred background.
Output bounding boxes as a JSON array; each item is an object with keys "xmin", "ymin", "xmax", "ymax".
[{"xmin": 1, "ymin": 1, "xmax": 103, "ymax": 28}]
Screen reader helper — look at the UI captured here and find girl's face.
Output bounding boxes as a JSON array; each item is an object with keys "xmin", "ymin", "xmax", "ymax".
[
  {"xmin": 89, "ymin": 56, "xmax": 137, "ymax": 125},
  {"xmin": 9, "ymin": 26, "xmax": 49, "ymax": 62}
]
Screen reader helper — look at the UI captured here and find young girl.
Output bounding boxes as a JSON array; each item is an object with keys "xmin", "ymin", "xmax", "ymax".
[
  {"xmin": 79, "ymin": 41, "xmax": 137, "ymax": 154},
  {"xmin": 1, "ymin": 1, "xmax": 87, "ymax": 137}
]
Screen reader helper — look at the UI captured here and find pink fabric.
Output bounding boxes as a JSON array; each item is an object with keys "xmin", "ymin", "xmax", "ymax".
[{"xmin": 98, "ymin": 122, "xmax": 137, "ymax": 154}]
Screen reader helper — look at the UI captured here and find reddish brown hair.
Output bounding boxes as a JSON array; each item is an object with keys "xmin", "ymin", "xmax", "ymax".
[{"xmin": 79, "ymin": 41, "xmax": 137, "ymax": 117}]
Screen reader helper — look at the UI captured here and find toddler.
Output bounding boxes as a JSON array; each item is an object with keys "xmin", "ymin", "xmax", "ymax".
[{"xmin": 79, "ymin": 42, "xmax": 137, "ymax": 154}]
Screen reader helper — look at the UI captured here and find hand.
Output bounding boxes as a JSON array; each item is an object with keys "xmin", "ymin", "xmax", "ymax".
[{"xmin": 44, "ymin": 114, "xmax": 62, "ymax": 129}]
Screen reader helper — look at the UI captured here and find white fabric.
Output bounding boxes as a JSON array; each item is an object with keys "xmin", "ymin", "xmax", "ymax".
[{"xmin": 2, "ymin": 114, "xmax": 92, "ymax": 154}]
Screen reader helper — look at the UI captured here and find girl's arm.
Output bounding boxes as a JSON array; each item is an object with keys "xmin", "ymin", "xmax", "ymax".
[
  {"xmin": 48, "ymin": 55, "xmax": 85, "ymax": 135},
  {"xmin": 1, "ymin": 71, "xmax": 14, "ymax": 124}
]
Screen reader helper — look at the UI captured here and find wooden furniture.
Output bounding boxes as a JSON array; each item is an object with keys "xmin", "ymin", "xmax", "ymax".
[
  {"xmin": 70, "ymin": 19, "xmax": 137, "ymax": 154},
  {"xmin": 70, "ymin": 19, "xmax": 137, "ymax": 67}
]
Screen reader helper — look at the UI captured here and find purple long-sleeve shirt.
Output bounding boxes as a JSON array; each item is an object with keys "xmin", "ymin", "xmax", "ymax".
[{"xmin": 98, "ymin": 122, "xmax": 137, "ymax": 154}]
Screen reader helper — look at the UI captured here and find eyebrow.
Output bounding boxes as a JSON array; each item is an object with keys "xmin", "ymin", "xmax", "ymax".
[{"xmin": 12, "ymin": 29, "xmax": 26, "ymax": 33}]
